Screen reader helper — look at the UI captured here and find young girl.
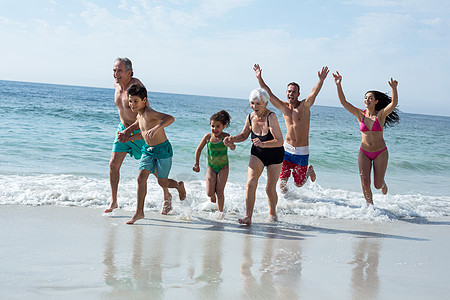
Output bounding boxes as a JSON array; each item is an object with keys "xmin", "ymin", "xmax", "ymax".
[
  {"xmin": 193, "ymin": 110, "xmax": 235, "ymax": 212},
  {"xmin": 333, "ymin": 71, "xmax": 399, "ymax": 205}
]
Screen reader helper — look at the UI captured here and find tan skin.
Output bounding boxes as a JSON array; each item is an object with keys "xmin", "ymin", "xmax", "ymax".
[
  {"xmin": 125, "ymin": 95, "xmax": 185, "ymax": 224},
  {"xmin": 254, "ymin": 64, "xmax": 329, "ymax": 191},
  {"xmin": 333, "ymin": 71, "xmax": 398, "ymax": 205},
  {"xmin": 224, "ymin": 99, "xmax": 284, "ymax": 225},
  {"xmin": 105, "ymin": 60, "xmax": 143, "ymax": 213},
  {"xmin": 193, "ymin": 120, "xmax": 235, "ymax": 212}
]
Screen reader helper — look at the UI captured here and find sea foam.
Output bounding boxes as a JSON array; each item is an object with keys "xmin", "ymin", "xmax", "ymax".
[{"xmin": 1, "ymin": 174, "xmax": 448, "ymax": 222}]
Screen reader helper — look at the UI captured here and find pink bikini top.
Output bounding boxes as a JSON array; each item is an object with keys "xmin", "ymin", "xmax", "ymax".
[{"xmin": 359, "ymin": 111, "xmax": 382, "ymax": 132}]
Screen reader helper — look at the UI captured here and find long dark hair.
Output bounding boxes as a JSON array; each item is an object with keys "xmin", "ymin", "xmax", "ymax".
[
  {"xmin": 211, "ymin": 110, "xmax": 231, "ymax": 127},
  {"xmin": 366, "ymin": 90, "xmax": 400, "ymax": 127}
]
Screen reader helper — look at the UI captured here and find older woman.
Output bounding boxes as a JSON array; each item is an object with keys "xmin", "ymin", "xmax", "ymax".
[{"xmin": 224, "ymin": 88, "xmax": 285, "ymax": 225}]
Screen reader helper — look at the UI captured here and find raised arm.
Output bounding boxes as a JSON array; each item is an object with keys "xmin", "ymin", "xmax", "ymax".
[
  {"xmin": 304, "ymin": 66, "xmax": 329, "ymax": 108},
  {"xmin": 333, "ymin": 71, "xmax": 360, "ymax": 117},
  {"xmin": 253, "ymin": 64, "xmax": 284, "ymax": 110},
  {"xmin": 380, "ymin": 78, "xmax": 398, "ymax": 118}
]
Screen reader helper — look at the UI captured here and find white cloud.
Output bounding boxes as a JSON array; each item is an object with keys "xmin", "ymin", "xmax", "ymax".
[{"xmin": 0, "ymin": 0, "xmax": 449, "ymax": 115}]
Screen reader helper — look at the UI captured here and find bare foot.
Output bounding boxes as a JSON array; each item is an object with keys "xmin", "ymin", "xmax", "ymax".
[
  {"xmin": 210, "ymin": 196, "xmax": 216, "ymax": 203},
  {"xmin": 104, "ymin": 202, "xmax": 118, "ymax": 213},
  {"xmin": 177, "ymin": 181, "xmax": 186, "ymax": 201},
  {"xmin": 268, "ymin": 214, "xmax": 278, "ymax": 222},
  {"xmin": 126, "ymin": 213, "xmax": 144, "ymax": 224},
  {"xmin": 161, "ymin": 195, "xmax": 172, "ymax": 215},
  {"xmin": 238, "ymin": 216, "xmax": 252, "ymax": 225},
  {"xmin": 308, "ymin": 165, "xmax": 316, "ymax": 182},
  {"xmin": 381, "ymin": 182, "xmax": 388, "ymax": 195}
]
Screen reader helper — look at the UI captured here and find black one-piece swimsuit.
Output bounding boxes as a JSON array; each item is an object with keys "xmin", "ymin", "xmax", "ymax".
[{"xmin": 248, "ymin": 112, "xmax": 285, "ymax": 166}]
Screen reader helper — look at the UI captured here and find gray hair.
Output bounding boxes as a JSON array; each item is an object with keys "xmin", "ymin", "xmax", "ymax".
[
  {"xmin": 114, "ymin": 57, "xmax": 133, "ymax": 76},
  {"xmin": 249, "ymin": 88, "xmax": 269, "ymax": 104}
]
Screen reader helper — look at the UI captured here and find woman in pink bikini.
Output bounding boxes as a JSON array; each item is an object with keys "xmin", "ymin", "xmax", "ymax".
[{"xmin": 333, "ymin": 71, "xmax": 399, "ymax": 205}]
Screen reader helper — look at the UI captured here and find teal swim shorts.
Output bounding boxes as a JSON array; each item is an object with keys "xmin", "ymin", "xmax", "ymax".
[
  {"xmin": 139, "ymin": 140, "xmax": 173, "ymax": 179},
  {"xmin": 112, "ymin": 123, "xmax": 146, "ymax": 159}
]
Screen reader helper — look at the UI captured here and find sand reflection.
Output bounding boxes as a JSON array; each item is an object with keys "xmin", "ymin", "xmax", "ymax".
[
  {"xmin": 350, "ymin": 238, "xmax": 380, "ymax": 299},
  {"xmin": 241, "ymin": 227, "xmax": 302, "ymax": 299},
  {"xmin": 193, "ymin": 226, "xmax": 224, "ymax": 298},
  {"xmin": 102, "ymin": 225, "xmax": 166, "ymax": 299}
]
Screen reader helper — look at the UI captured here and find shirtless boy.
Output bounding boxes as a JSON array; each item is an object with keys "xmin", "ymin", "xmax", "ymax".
[
  {"xmin": 124, "ymin": 83, "xmax": 185, "ymax": 224},
  {"xmin": 254, "ymin": 64, "xmax": 329, "ymax": 192}
]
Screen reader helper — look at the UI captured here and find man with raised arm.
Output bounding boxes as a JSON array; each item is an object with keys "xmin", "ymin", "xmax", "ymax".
[{"xmin": 253, "ymin": 64, "xmax": 329, "ymax": 193}]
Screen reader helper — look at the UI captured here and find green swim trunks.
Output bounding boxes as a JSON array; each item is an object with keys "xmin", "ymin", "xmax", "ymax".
[
  {"xmin": 112, "ymin": 123, "xmax": 146, "ymax": 159},
  {"xmin": 139, "ymin": 140, "xmax": 173, "ymax": 179}
]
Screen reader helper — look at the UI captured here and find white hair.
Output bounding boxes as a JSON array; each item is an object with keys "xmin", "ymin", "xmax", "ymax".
[{"xmin": 249, "ymin": 88, "xmax": 269, "ymax": 104}]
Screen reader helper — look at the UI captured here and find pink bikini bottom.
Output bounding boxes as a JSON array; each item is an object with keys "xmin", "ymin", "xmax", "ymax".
[{"xmin": 360, "ymin": 147, "xmax": 387, "ymax": 161}]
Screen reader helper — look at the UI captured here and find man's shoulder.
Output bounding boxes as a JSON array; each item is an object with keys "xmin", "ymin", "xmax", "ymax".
[
  {"xmin": 296, "ymin": 99, "xmax": 310, "ymax": 110},
  {"xmin": 130, "ymin": 77, "xmax": 143, "ymax": 86}
]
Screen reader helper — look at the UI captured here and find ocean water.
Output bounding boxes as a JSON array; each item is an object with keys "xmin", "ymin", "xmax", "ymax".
[{"xmin": 1, "ymin": 80, "xmax": 449, "ymax": 222}]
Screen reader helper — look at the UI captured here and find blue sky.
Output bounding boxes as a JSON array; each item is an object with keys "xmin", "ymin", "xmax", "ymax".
[{"xmin": 1, "ymin": 0, "xmax": 449, "ymax": 116}]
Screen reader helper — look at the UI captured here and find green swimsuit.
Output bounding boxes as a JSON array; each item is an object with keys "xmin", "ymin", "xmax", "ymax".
[{"xmin": 207, "ymin": 134, "xmax": 229, "ymax": 173}]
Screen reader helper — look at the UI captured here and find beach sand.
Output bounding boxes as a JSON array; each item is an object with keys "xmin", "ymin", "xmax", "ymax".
[{"xmin": 1, "ymin": 205, "xmax": 449, "ymax": 300}]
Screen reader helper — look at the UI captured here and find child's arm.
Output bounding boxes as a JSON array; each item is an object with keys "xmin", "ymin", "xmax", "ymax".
[
  {"xmin": 144, "ymin": 111, "xmax": 175, "ymax": 140},
  {"xmin": 224, "ymin": 133, "xmax": 236, "ymax": 150},
  {"xmin": 117, "ymin": 120, "xmax": 141, "ymax": 142},
  {"xmin": 193, "ymin": 134, "xmax": 209, "ymax": 172}
]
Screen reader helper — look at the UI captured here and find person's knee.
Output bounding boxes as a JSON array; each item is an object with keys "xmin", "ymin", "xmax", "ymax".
[
  {"xmin": 109, "ymin": 158, "xmax": 121, "ymax": 172},
  {"xmin": 207, "ymin": 189, "xmax": 216, "ymax": 198},
  {"xmin": 157, "ymin": 177, "xmax": 169, "ymax": 188},
  {"xmin": 137, "ymin": 173, "xmax": 148, "ymax": 185},
  {"xmin": 374, "ymin": 180, "xmax": 384, "ymax": 190},
  {"xmin": 247, "ymin": 179, "xmax": 258, "ymax": 190}
]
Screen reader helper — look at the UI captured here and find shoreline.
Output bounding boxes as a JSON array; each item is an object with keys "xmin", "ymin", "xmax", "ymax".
[{"xmin": 1, "ymin": 204, "xmax": 449, "ymax": 299}]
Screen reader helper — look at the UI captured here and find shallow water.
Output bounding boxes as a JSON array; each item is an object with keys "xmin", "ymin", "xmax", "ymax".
[{"xmin": 0, "ymin": 80, "xmax": 449, "ymax": 221}]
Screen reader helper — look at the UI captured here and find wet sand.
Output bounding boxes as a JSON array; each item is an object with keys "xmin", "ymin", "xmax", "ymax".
[{"xmin": 0, "ymin": 205, "xmax": 449, "ymax": 299}]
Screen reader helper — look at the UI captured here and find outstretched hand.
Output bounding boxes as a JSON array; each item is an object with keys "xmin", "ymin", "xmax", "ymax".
[
  {"xmin": 318, "ymin": 66, "xmax": 329, "ymax": 81},
  {"xmin": 223, "ymin": 136, "xmax": 234, "ymax": 148},
  {"xmin": 332, "ymin": 71, "xmax": 342, "ymax": 85},
  {"xmin": 388, "ymin": 78, "xmax": 398, "ymax": 89},
  {"xmin": 253, "ymin": 64, "xmax": 262, "ymax": 78}
]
